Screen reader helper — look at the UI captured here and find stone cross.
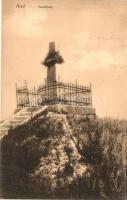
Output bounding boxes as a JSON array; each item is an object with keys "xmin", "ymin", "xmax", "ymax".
[{"xmin": 42, "ymin": 42, "xmax": 64, "ymax": 82}]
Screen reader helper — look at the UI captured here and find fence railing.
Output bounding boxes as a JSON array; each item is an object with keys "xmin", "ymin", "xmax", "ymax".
[{"xmin": 16, "ymin": 80, "xmax": 92, "ymax": 108}]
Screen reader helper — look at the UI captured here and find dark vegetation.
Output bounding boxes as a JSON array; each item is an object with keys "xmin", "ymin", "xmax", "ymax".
[
  {"xmin": 1, "ymin": 113, "xmax": 126, "ymax": 199},
  {"xmin": 42, "ymin": 50, "xmax": 64, "ymax": 67}
]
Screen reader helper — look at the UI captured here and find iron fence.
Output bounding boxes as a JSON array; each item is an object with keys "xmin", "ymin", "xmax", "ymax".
[{"xmin": 16, "ymin": 81, "xmax": 92, "ymax": 108}]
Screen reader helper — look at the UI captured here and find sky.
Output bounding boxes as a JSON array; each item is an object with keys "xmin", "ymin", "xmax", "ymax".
[{"xmin": 1, "ymin": 0, "xmax": 127, "ymax": 120}]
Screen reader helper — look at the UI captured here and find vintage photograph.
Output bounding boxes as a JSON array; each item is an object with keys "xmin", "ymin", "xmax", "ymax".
[{"xmin": 0, "ymin": 0, "xmax": 127, "ymax": 199}]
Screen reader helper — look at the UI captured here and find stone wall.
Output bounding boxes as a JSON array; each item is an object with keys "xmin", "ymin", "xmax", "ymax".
[{"xmin": 47, "ymin": 104, "xmax": 96, "ymax": 118}]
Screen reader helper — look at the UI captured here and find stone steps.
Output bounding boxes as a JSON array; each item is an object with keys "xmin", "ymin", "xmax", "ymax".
[{"xmin": 0, "ymin": 106, "xmax": 47, "ymax": 140}]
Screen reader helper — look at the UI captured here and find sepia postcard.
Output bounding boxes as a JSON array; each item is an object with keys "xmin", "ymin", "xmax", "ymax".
[{"xmin": 0, "ymin": 0, "xmax": 127, "ymax": 199}]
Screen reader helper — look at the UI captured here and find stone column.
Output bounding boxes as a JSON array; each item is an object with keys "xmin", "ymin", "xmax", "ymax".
[
  {"xmin": 47, "ymin": 65, "xmax": 56, "ymax": 82},
  {"xmin": 47, "ymin": 42, "xmax": 57, "ymax": 100}
]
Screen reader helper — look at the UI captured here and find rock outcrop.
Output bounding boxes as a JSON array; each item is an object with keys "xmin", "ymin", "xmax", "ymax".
[{"xmin": 1, "ymin": 112, "xmax": 126, "ymax": 199}]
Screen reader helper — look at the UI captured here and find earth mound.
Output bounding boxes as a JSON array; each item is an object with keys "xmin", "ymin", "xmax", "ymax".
[{"xmin": 1, "ymin": 112, "xmax": 126, "ymax": 199}]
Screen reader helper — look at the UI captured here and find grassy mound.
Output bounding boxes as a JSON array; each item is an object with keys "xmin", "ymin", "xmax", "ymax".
[{"xmin": 1, "ymin": 112, "xmax": 126, "ymax": 199}]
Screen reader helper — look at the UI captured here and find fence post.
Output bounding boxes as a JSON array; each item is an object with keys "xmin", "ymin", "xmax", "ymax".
[
  {"xmin": 25, "ymin": 80, "xmax": 30, "ymax": 107},
  {"xmin": 15, "ymin": 82, "xmax": 18, "ymax": 109}
]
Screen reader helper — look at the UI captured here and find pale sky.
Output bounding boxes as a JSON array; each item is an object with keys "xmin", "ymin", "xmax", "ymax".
[{"xmin": 1, "ymin": 0, "xmax": 127, "ymax": 120}]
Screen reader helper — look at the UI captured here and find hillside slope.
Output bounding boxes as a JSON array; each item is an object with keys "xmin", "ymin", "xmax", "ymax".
[{"xmin": 1, "ymin": 112, "xmax": 127, "ymax": 199}]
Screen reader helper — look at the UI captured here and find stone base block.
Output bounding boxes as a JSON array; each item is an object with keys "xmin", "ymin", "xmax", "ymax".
[{"xmin": 47, "ymin": 104, "xmax": 96, "ymax": 118}]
